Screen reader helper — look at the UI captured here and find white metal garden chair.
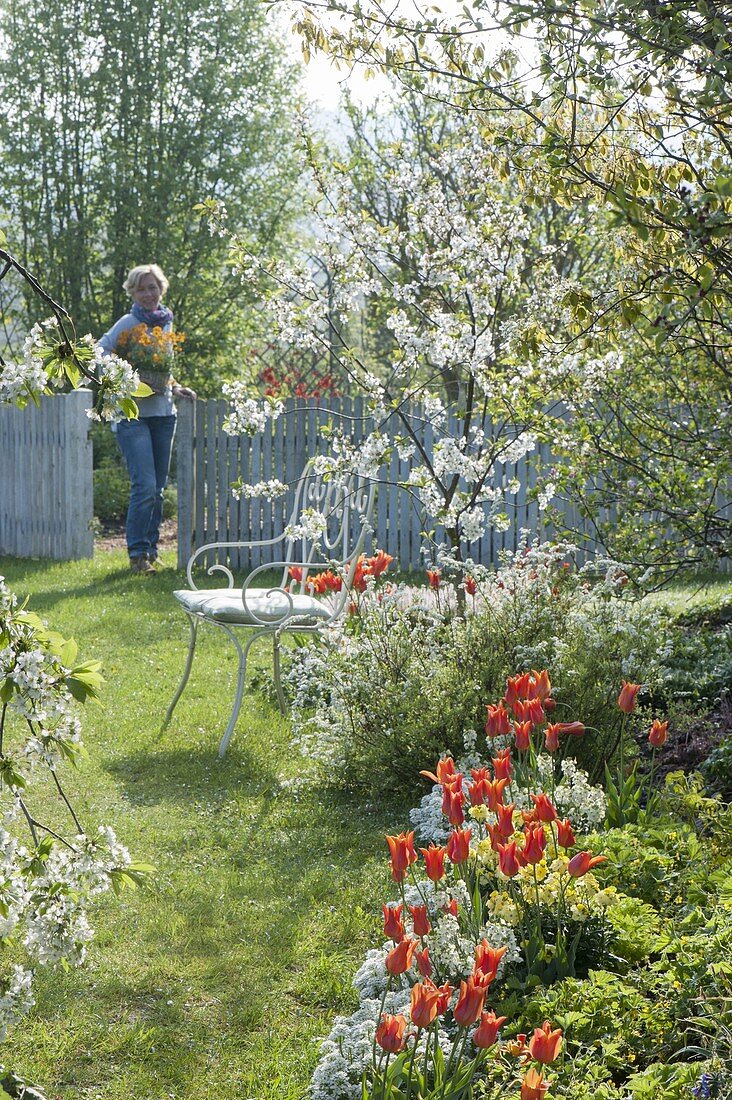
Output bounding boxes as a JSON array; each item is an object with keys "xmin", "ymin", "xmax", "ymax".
[{"xmin": 163, "ymin": 460, "xmax": 376, "ymax": 756}]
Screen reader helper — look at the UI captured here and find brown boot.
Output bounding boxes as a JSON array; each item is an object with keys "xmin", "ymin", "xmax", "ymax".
[{"xmin": 130, "ymin": 555, "xmax": 155, "ymax": 575}]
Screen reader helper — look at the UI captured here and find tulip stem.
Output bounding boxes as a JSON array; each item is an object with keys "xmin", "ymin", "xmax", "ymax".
[{"xmin": 403, "ymin": 1027, "xmax": 421, "ymax": 1100}]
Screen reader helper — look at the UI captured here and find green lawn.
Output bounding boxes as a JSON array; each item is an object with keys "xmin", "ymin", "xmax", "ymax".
[{"xmin": 1, "ymin": 550, "xmax": 393, "ymax": 1099}]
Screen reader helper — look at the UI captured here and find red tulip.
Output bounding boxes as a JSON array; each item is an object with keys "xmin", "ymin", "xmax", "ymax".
[
  {"xmin": 485, "ymin": 702, "xmax": 511, "ymax": 738},
  {"xmin": 513, "ymin": 721, "xmax": 532, "ymax": 752},
  {"xmin": 618, "ymin": 680, "xmax": 641, "ymax": 714},
  {"xmin": 410, "ymin": 980, "xmax": 441, "ymax": 1028},
  {"xmin": 497, "ymin": 839, "xmax": 520, "ymax": 877},
  {"xmin": 487, "ymin": 823, "xmax": 504, "ymax": 852},
  {"xmin": 442, "ymin": 898, "xmax": 459, "ymax": 918},
  {"xmin": 416, "ymin": 946, "xmax": 433, "ymax": 978},
  {"xmin": 468, "ymin": 767, "xmax": 490, "ymax": 807},
  {"xmin": 473, "ymin": 1009, "xmax": 507, "ymax": 1048},
  {"xmin": 529, "ymin": 1020, "xmax": 563, "ymax": 1063},
  {"xmin": 556, "ymin": 818, "xmax": 576, "ymax": 849},
  {"xmin": 426, "ymin": 569, "xmax": 441, "ymax": 590},
  {"xmin": 376, "ymin": 1013, "xmax": 408, "ymax": 1053},
  {"xmin": 544, "ymin": 723, "xmax": 560, "ymax": 753},
  {"xmin": 544, "ymin": 696, "xmax": 557, "ymax": 713},
  {"xmin": 521, "ymin": 1068, "xmax": 550, "ymax": 1099},
  {"xmin": 453, "ymin": 976, "xmax": 486, "ymax": 1026},
  {"xmin": 409, "ymin": 904, "xmax": 431, "ymax": 938},
  {"xmin": 465, "ymin": 575, "xmax": 478, "ymax": 596},
  {"xmin": 648, "ymin": 719, "xmax": 668, "ymax": 747},
  {"xmin": 492, "ymin": 749, "xmax": 513, "ymax": 782},
  {"xmin": 385, "ymin": 937, "xmax": 418, "ymax": 975},
  {"xmin": 530, "ymin": 793, "xmax": 558, "ymax": 823},
  {"xmin": 447, "ymin": 827, "xmax": 472, "ymax": 864},
  {"xmin": 522, "ymin": 824, "xmax": 546, "ymax": 865},
  {"xmin": 567, "ymin": 850, "xmax": 608, "ymax": 877},
  {"xmin": 473, "ymin": 941, "xmax": 507, "ymax": 986},
  {"xmin": 386, "ymin": 831, "xmax": 418, "ymax": 882},
  {"xmin": 382, "ymin": 904, "xmax": 404, "ymax": 941},
  {"xmin": 420, "ymin": 844, "xmax": 447, "ymax": 881}
]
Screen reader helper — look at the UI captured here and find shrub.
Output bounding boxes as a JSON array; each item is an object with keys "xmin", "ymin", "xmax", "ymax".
[
  {"xmin": 288, "ymin": 542, "xmax": 667, "ymax": 797},
  {"xmin": 93, "ymin": 467, "xmax": 177, "ymax": 527}
]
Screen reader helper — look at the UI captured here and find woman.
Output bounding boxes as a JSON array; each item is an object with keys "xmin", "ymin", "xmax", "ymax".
[{"xmin": 99, "ymin": 264, "xmax": 195, "ymax": 574}]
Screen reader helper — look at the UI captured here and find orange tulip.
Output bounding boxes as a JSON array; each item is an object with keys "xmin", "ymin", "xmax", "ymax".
[
  {"xmin": 288, "ymin": 566, "xmax": 303, "ymax": 583},
  {"xmin": 442, "ymin": 783, "xmax": 466, "ymax": 825},
  {"xmin": 409, "ymin": 904, "xmax": 431, "ymax": 938},
  {"xmin": 376, "ymin": 1013, "xmax": 408, "ymax": 1053},
  {"xmin": 528, "ymin": 669, "xmax": 552, "ymax": 702},
  {"xmin": 617, "ymin": 680, "xmax": 641, "ymax": 714},
  {"xmin": 521, "ymin": 1067, "xmax": 550, "ymax": 1099},
  {"xmin": 468, "ymin": 767, "xmax": 491, "ymax": 806},
  {"xmin": 529, "ymin": 1020, "xmax": 563, "ymax": 1063},
  {"xmin": 385, "ymin": 937, "xmax": 418, "ymax": 975},
  {"xmin": 497, "ymin": 839, "xmax": 520, "ymax": 877},
  {"xmin": 556, "ymin": 818, "xmax": 576, "ymax": 849},
  {"xmin": 513, "ymin": 721, "xmax": 533, "ymax": 752},
  {"xmin": 492, "ymin": 749, "xmax": 513, "ymax": 782},
  {"xmin": 386, "ymin": 831, "xmax": 418, "ymax": 882},
  {"xmin": 530, "ymin": 793, "xmax": 558, "ymax": 823},
  {"xmin": 522, "ymin": 824, "xmax": 546, "ymax": 865},
  {"xmin": 442, "ymin": 897, "xmax": 459, "ymax": 918},
  {"xmin": 382, "ymin": 904, "xmax": 404, "ymax": 941},
  {"xmin": 648, "ymin": 719, "xmax": 668, "ymax": 747},
  {"xmin": 366, "ymin": 550, "xmax": 393, "ymax": 578},
  {"xmin": 420, "ymin": 757, "xmax": 458, "ymax": 785},
  {"xmin": 426, "ymin": 569, "xmax": 441, "ymax": 590},
  {"xmin": 453, "ymin": 976, "xmax": 486, "ymax": 1027},
  {"xmin": 567, "ymin": 850, "xmax": 607, "ymax": 877},
  {"xmin": 473, "ymin": 941, "xmax": 507, "ymax": 986},
  {"xmin": 544, "ymin": 723, "xmax": 560, "ymax": 753},
  {"xmin": 485, "ymin": 702, "xmax": 512, "ymax": 738},
  {"xmin": 447, "ymin": 827, "xmax": 472, "ymax": 864},
  {"xmin": 495, "ymin": 801, "xmax": 516, "ymax": 839},
  {"xmin": 436, "ymin": 981, "xmax": 454, "ymax": 1014},
  {"xmin": 410, "ymin": 979, "xmax": 441, "ymax": 1028},
  {"xmin": 484, "ymin": 777, "xmax": 508, "ymax": 812},
  {"xmin": 473, "ymin": 1009, "xmax": 508, "ymax": 1048},
  {"xmin": 420, "ymin": 844, "xmax": 447, "ymax": 881},
  {"xmin": 505, "ymin": 672, "xmax": 531, "ymax": 709},
  {"xmin": 416, "ymin": 946, "xmax": 433, "ymax": 978},
  {"xmin": 558, "ymin": 720, "xmax": 585, "ymax": 737}
]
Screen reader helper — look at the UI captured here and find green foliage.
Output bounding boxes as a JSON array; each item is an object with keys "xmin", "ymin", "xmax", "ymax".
[
  {"xmin": 0, "ymin": 0, "xmax": 303, "ymax": 385},
  {"xmin": 657, "ymin": 621, "xmax": 732, "ymax": 709}
]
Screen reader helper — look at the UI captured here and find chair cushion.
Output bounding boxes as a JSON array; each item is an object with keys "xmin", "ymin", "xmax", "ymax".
[{"xmin": 173, "ymin": 587, "xmax": 332, "ymax": 626}]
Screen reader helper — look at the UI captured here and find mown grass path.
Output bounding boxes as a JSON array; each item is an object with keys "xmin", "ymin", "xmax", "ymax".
[{"xmin": 1, "ymin": 551, "xmax": 393, "ymax": 1099}]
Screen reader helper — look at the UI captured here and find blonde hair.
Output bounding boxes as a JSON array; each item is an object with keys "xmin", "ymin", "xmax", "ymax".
[{"xmin": 123, "ymin": 264, "xmax": 169, "ymax": 297}]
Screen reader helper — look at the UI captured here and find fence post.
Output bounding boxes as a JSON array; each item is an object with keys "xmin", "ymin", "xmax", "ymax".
[{"xmin": 176, "ymin": 398, "xmax": 195, "ymax": 569}]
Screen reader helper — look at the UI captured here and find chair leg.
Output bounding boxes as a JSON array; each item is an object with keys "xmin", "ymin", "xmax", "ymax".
[
  {"xmin": 162, "ymin": 613, "xmax": 198, "ymax": 729},
  {"xmin": 273, "ymin": 633, "xmax": 287, "ymax": 716},
  {"xmin": 217, "ymin": 627, "xmax": 268, "ymax": 758}
]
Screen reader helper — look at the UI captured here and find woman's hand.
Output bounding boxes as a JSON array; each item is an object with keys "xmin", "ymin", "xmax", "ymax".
[{"xmin": 172, "ymin": 384, "xmax": 196, "ymax": 400}]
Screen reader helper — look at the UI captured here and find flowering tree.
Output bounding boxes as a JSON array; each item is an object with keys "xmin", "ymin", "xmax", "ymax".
[
  {"xmin": 0, "ymin": 244, "xmax": 150, "ymax": 1088},
  {"xmin": 209, "ymin": 113, "xmax": 570, "ymax": 572},
  {"xmin": 281, "ymin": 0, "xmax": 732, "ymax": 579}
]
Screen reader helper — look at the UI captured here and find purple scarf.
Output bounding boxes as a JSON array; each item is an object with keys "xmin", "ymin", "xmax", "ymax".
[{"xmin": 131, "ymin": 301, "xmax": 174, "ymax": 328}]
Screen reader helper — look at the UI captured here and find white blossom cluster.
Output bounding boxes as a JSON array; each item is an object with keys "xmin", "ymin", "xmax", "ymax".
[
  {"xmin": 0, "ymin": 575, "xmax": 135, "ymax": 1042},
  {"xmin": 222, "ymin": 381, "xmax": 284, "ymax": 435},
  {"xmin": 0, "ymin": 321, "xmax": 52, "ymax": 405},
  {"xmin": 86, "ymin": 347, "xmax": 141, "ymax": 422}
]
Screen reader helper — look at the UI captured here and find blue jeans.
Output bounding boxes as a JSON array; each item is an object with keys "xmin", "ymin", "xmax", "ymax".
[{"xmin": 116, "ymin": 415, "xmax": 176, "ymax": 559}]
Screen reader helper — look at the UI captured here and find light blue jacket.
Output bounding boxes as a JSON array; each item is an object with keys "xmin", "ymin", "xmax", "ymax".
[{"xmin": 99, "ymin": 312, "xmax": 175, "ymax": 418}]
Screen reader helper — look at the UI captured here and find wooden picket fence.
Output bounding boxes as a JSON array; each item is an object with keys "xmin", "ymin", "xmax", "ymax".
[
  {"xmin": 175, "ymin": 397, "xmax": 562, "ymax": 571},
  {"xmin": 0, "ymin": 389, "xmax": 93, "ymax": 559}
]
